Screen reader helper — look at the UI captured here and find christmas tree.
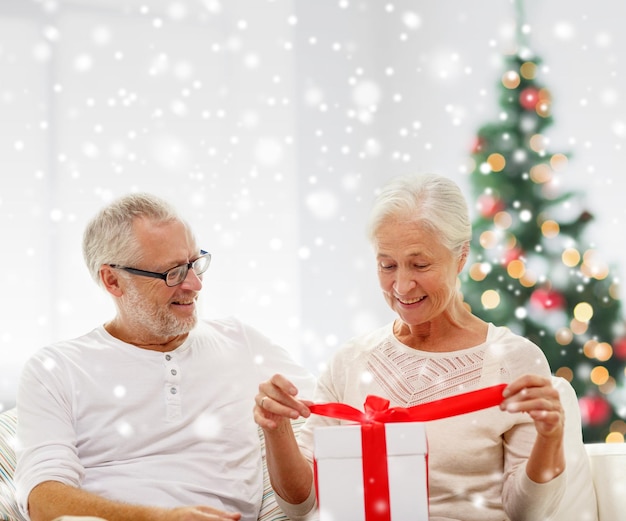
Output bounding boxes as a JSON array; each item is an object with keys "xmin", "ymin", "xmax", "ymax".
[{"xmin": 461, "ymin": 39, "xmax": 626, "ymax": 442}]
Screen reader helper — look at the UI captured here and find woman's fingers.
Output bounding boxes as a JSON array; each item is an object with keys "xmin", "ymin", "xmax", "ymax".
[
  {"xmin": 501, "ymin": 374, "xmax": 564, "ymax": 437},
  {"xmin": 254, "ymin": 374, "xmax": 311, "ymax": 430}
]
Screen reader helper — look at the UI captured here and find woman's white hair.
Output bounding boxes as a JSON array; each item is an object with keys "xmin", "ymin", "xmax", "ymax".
[{"xmin": 367, "ymin": 173, "xmax": 472, "ymax": 256}]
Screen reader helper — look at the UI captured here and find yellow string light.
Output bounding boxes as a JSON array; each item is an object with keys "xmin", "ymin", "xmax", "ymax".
[
  {"xmin": 550, "ymin": 153, "xmax": 568, "ymax": 171},
  {"xmin": 502, "ymin": 70, "xmax": 521, "ymax": 89},
  {"xmin": 606, "ymin": 432, "xmax": 625, "ymax": 443},
  {"xmin": 469, "ymin": 262, "xmax": 490, "ymax": 282},
  {"xmin": 493, "ymin": 211, "xmax": 512, "ymax": 230},
  {"xmin": 610, "ymin": 420, "xmax": 626, "ymax": 435},
  {"xmin": 520, "ymin": 61, "xmax": 537, "ymax": 79},
  {"xmin": 487, "ymin": 153, "xmax": 506, "ymax": 172},
  {"xmin": 581, "ymin": 249, "xmax": 610, "ymax": 280},
  {"xmin": 555, "ymin": 327, "xmax": 573, "ymax": 346},
  {"xmin": 530, "ymin": 164, "xmax": 552, "ymax": 184},
  {"xmin": 574, "ymin": 302, "xmax": 594, "ymax": 322},
  {"xmin": 555, "ymin": 366, "xmax": 574, "ymax": 381},
  {"xmin": 609, "ymin": 281, "xmax": 620, "ymax": 299},
  {"xmin": 536, "ymin": 100, "xmax": 551, "ymax": 117},
  {"xmin": 562, "ymin": 248, "xmax": 581, "ymax": 267},
  {"xmin": 541, "ymin": 220, "xmax": 560, "ymax": 238},
  {"xmin": 481, "ymin": 289, "xmax": 500, "ymax": 309},
  {"xmin": 594, "ymin": 342, "xmax": 613, "ymax": 362},
  {"xmin": 590, "ymin": 366, "xmax": 609, "ymax": 386},
  {"xmin": 479, "ymin": 230, "xmax": 498, "ymax": 249},
  {"xmin": 583, "ymin": 340, "xmax": 598, "ymax": 359},
  {"xmin": 570, "ymin": 318, "xmax": 588, "ymax": 336},
  {"xmin": 507, "ymin": 259, "xmax": 525, "ymax": 279},
  {"xmin": 529, "ymin": 134, "xmax": 547, "ymax": 153}
]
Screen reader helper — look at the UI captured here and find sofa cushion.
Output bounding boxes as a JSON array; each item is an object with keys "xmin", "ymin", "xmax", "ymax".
[
  {"xmin": 258, "ymin": 426, "xmax": 290, "ymax": 521},
  {"xmin": 258, "ymin": 419, "xmax": 305, "ymax": 521},
  {"xmin": 585, "ymin": 442, "xmax": 626, "ymax": 521},
  {"xmin": 0, "ymin": 408, "xmax": 25, "ymax": 521}
]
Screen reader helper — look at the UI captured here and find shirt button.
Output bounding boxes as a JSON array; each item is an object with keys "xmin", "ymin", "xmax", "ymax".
[
  {"xmin": 171, "ymin": 369, "xmax": 177, "ymax": 376},
  {"xmin": 165, "ymin": 354, "xmax": 172, "ymax": 361},
  {"xmin": 170, "ymin": 387, "xmax": 177, "ymax": 394}
]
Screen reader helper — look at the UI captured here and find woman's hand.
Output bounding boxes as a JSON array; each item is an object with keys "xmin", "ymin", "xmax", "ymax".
[
  {"xmin": 254, "ymin": 373, "xmax": 313, "ymax": 430},
  {"xmin": 500, "ymin": 374, "xmax": 564, "ymax": 439},
  {"xmin": 501, "ymin": 374, "xmax": 566, "ymax": 483}
]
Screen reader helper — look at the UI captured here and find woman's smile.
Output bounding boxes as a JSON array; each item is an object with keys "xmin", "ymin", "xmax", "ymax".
[{"xmin": 395, "ymin": 294, "xmax": 427, "ymax": 306}]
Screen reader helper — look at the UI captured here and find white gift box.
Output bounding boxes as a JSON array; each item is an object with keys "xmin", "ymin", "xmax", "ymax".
[{"xmin": 314, "ymin": 422, "xmax": 428, "ymax": 521}]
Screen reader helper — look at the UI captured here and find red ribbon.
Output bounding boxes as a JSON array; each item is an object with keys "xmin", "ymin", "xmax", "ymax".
[{"xmin": 311, "ymin": 384, "xmax": 506, "ymax": 521}]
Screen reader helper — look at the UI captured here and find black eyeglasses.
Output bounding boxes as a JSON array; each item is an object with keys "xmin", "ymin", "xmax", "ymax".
[{"xmin": 109, "ymin": 250, "xmax": 211, "ymax": 287}]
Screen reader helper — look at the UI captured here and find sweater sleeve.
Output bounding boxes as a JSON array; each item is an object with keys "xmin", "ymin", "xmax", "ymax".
[
  {"xmin": 497, "ymin": 327, "xmax": 568, "ymax": 520},
  {"xmin": 15, "ymin": 347, "xmax": 84, "ymax": 517},
  {"xmin": 273, "ymin": 483, "xmax": 318, "ymax": 521},
  {"xmin": 502, "ymin": 421, "xmax": 566, "ymax": 520},
  {"xmin": 504, "ymin": 466, "xmax": 566, "ymax": 521}
]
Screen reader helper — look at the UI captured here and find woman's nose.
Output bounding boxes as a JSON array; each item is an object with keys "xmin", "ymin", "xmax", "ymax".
[{"xmin": 393, "ymin": 269, "xmax": 416, "ymax": 294}]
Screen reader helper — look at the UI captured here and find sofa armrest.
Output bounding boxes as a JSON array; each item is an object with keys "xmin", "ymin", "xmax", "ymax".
[
  {"xmin": 585, "ymin": 443, "xmax": 626, "ymax": 521},
  {"xmin": 0, "ymin": 408, "xmax": 26, "ymax": 521}
]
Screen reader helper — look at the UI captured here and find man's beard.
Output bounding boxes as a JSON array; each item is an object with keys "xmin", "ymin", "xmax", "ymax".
[{"xmin": 124, "ymin": 283, "xmax": 198, "ymax": 339}]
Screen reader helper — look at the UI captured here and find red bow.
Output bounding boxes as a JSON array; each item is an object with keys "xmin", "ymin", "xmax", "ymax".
[{"xmin": 309, "ymin": 383, "xmax": 507, "ymax": 424}]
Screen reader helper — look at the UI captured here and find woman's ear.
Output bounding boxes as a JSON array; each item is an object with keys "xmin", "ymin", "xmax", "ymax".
[
  {"xmin": 100, "ymin": 265, "xmax": 124, "ymax": 297},
  {"xmin": 458, "ymin": 242, "xmax": 470, "ymax": 273}
]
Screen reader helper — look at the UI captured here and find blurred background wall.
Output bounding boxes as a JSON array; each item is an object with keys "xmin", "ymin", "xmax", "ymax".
[{"xmin": 1, "ymin": 0, "xmax": 625, "ymax": 409}]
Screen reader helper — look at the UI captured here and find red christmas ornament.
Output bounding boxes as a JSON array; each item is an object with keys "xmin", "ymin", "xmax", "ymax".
[
  {"xmin": 502, "ymin": 247, "xmax": 523, "ymax": 266},
  {"xmin": 529, "ymin": 287, "xmax": 566, "ymax": 310},
  {"xmin": 614, "ymin": 337, "xmax": 626, "ymax": 360},
  {"xmin": 477, "ymin": 194, "xmax": 505, "ymax": 218},
  {"xmin": 471, "ymin": 136, "xmax": 485, "ymax": 154},
  {"xmin": 578, "ymin": 395, "xmax": 612, "ymax": 427},
  {"xmin": 519, "ymin": 87, "xmax": 539, "ymax": 110}
]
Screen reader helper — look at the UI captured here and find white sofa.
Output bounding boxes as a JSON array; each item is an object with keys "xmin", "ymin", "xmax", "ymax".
[
  {"xmin": 550, "ymin": 376, "xmax": 626, "ymax": 521},
  {"xmin": 1, "ymin": 378, "xmax": 625, "ymax": 521},
  {"xmin": 584, "ymin": 442, "xmax": 626, "ymax": 521}
]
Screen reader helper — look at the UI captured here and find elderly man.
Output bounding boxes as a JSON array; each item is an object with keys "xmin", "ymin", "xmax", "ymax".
[{"xmin": 15, "ymin": 193, "xmax": 314, "ymax": 521}]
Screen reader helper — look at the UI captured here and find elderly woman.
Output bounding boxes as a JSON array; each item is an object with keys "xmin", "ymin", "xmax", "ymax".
[{"xmin": 255, "ymin": 173, "xmax": 569, "ymax": 521}]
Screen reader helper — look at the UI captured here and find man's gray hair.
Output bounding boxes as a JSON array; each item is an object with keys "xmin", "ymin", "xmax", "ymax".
[{"xmin": 82, "ymin": 193, "xmax": 191, "ymax": 286}]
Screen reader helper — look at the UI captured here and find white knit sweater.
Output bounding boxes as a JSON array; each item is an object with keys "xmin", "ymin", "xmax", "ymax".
[{"xmin": 287, "ymin": 322, "xmax": 566, "ymax": 521}]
